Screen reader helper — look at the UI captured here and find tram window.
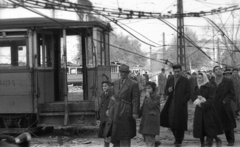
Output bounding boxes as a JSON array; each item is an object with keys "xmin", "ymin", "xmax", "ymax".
[
  {"xmin": 70, "ymin": 68, "xmax": 77, "ymax": 74},
  {"xmin": 37, "ymin": 34, "xmax": 53, "ymax": 67},
  {"xmin": 77, "ymin": 68, "xmax": 82, "ymax": 74},
  {"xmin": 97, "ymin": 30, "xmax": 106, "ymax": 66},
  {"xmin": 97, "ymin": 31, "xmax": 101, "ymax": 65},
  {"xmin": 100, "ymin": 32, "xmax": 105, "ymax": 66},
  {"xmin": 0, "ymin": 38, "xmax": 27, "ymax": 67},
  {"xmin": 86, "ymin": 37, "xmax": 94, "ymax": 67},
  {"xmin": 105, "ymin": 33, "xmax": 110, "ymax": 66}
]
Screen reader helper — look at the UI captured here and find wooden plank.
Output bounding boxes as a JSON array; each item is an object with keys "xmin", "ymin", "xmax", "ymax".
[
  {"xmin": 39, "ymin": 112, "xmax": 95, "ymax": 116},
  {"xmin": 38, "ymin": 101, "xmax": 95, "ymax": 112}
]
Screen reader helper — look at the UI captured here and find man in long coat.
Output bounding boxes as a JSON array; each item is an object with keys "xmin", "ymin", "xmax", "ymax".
[
  {"xmin": 105, "ymin": 64, "xmax": 140, "ymax": 147},
  {"xmin": 210, "ymin": 66, "xmax": 236, "ymax": 146},
  {"xmin": 160, "ymin": 64, "xmax": 191, "ymax": 147},
  {"xmin": 158, "ymin": 68, "xmax": 167, "ymax": 99},
  {"xmin": 231, "ymin": 68, "xmax": 240, "ymax": 118}
]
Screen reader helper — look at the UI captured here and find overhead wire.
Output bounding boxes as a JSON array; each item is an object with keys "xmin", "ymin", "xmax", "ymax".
[
  {"xmin": 204, "ymin": 17, "xmax": 240, "ymax": 51},
  {"xmin": 6, "ymin": 0, "xmax": 168, "ymax": 65},
  {"xmin": 113, "ymin": 21, "xmax": 162, "ymax": 46},
  {"xmin": 9, "ymin": 0, "xmax": 163, "ymax": 47},
  {"xmin": 160, "ymin": 0, "xmax": 176, "ymax": 13},
  {"xmin": 93, "ymin": 11, "xmax": 159, "ymax": 47},
  {"xmin": 7, "ymin": 0, "xmax": 240, "ymax": 65},
  {"xmin": 186, "ymin": 11, "xmax": 232, "ymax": 59},
  {"xmin": 195, "ymin": 0, "xmax": 238, "ymax": 6},
  {"xmin": 156, "ymin": 18, "xmax": 222, "ymax": 65}
]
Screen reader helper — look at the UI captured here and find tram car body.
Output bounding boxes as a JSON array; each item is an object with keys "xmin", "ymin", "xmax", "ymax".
[
  {"xmin": 67, "ymin": 63, "xmax": 119, "ymax": 86},
  {"xmin": 67, "ymin": 65, "xmax": 83, "ymax": 86},
  {"xmin": 0, "ymin": 17, "xmax": 112, "ymax": 133}
]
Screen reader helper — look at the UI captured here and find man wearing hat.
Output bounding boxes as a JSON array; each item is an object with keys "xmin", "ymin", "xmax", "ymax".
[
  {"xmin": 231, "ymin": 68, "xmax": 240, "ymax": 119},
  {"xmin": 105, "ymin": 64, "xmax": 140, "ymax": 147},
  {"xmin": 224, "ymin": 68, "xmax": 239, "ymax": 118},
  {"xmin": 223, "ymin": 68, "xmax": 233, "ymax": 79}
]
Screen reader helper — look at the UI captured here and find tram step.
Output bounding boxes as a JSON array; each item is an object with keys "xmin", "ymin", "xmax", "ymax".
[
  {"xmin": 39, "ymin": 112, "xmax": 95, "ymax": 116},
  {"xmin": 38, "ymin": 101, "xmax": 95, "ymax": 112},
  {"xmin": 38, "ymin": 112, "xmax": 96, "ymax": 126}
]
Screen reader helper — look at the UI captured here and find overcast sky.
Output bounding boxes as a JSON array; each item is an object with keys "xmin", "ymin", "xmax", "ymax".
[
  {"xmin": 90, "ymin": 0, "xmax": 240, "ymax": 52},
  {"xmin": 0, "ymin": 0, "xmax": 239, "ymax": 54}
]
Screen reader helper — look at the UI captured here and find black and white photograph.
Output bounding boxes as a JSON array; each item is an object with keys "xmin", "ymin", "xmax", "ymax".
[{"xmin": 0, "ymin": 0, "xmax": 240, "ymax": 146}]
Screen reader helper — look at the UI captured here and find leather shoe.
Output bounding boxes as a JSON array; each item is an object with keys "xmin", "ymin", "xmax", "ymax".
[{"xmin": 227, "ymin": 142, "xmax": 234, "ymax": 146}]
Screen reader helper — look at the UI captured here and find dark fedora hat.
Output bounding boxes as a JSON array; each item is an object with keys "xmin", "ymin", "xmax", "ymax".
[{"xmin": 119, "ymin": 64, "xmax": 131, "ymax": 73}]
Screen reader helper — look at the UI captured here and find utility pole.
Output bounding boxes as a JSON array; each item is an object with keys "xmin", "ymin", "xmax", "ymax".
[
  {"xmin": 150, "ymin": 46, "xmax": 152, "ymax": 72},
  {"xmin": 217, "ymin": 37, "xmax": 220, "ymax": 65},
  {"xmin": 163, "ymin": 32, "xmax": 166, "ymax": 68},
  {"xmin": 212, "ymin": 28, "xmax": 215, "ymax": 63},
  {"xmin": 177, "ymin": 0, "xmax": 186, "ymax": 70}
]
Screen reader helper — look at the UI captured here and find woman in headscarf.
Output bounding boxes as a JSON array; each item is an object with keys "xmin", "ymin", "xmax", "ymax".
[{"xmin": 192, "ymin": 72, "xmax": 223, "ymax": 147}]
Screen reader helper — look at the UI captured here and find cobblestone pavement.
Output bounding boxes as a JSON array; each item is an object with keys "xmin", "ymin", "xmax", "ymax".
[{"xmin": 30, "ymin": 102, "xmax": 240, "ymax": 147}]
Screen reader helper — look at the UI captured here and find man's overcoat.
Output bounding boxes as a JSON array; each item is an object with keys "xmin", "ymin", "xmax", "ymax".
[
  {"xmin": 104, "ymin": 78, "xmax": 140, "ymax": 141},
  {"xmin": 210, "ymin": 77, "xmax": 236, "ymax": 130},
  {"xmin": 231, "ymin": 75, "xmax": 240, "ymax": 111},
  {"xmin": 160, "ymin": 76, "xmax": 190, "ymax": 131},
  {"xmin": 191, "ymin": 83, "xmax": 223, "ymax": 138}
]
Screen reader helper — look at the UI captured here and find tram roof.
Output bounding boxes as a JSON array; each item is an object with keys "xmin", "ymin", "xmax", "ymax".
[{"xmin": 0, "ymin": 17, "xmax": 111, "ymax": 31}]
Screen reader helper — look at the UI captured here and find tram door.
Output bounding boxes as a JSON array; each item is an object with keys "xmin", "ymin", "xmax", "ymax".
[{"xmin": 35, "ymin": 32, "xmax": 56, "ymax": 104}]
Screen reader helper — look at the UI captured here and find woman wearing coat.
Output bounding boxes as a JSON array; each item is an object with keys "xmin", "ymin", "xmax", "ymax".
[
  {"xmin": 98, "ymin": 81, "xmax": 112, "ymax": 147},
  {"xmin": 139, "ymin": 81, "xmax": 160, "ymax": 147},
  {"xmin": 192, "ymin": 72, "xmax": 223, "ymax": 147}
]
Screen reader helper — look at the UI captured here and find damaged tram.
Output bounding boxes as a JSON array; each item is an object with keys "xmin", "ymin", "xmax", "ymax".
[{"xmin": 0, "ymin": 17, "xmax": 112, "ymax": 133}]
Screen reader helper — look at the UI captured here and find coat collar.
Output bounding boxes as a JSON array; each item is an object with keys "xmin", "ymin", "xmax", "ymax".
[
  {"xmin": 114, "ymin": 77, "xmax": 131, "ymax": 97},
  {"xmin": 200, "ymin": 82, "xmax": 211, "ymax": 88},
  {"xmin": 211, "ymin": 76, "xmax": 227, "ymax": 90}
]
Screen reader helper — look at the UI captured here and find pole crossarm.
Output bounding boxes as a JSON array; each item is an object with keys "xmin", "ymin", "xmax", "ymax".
[{"xmin": 4, "ymin": 0, "xmax": 240, "ymax": 19}]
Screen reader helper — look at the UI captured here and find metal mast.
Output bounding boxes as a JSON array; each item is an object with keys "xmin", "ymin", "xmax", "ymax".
[{"xmin": 177, "ymin": 0, "xmax": 186, "ymax": 69}]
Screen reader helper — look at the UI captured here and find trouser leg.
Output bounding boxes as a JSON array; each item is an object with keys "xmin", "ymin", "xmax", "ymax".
[
  {"xmin": 224, "ymin": 129, "xmax": 235, "ymax": 143},
  {"xmin": 113, "ymin": 140, "xmax": 120, "ymax": 147},
  {"xmin": 104, "ymin": 142, "xmax": 110, "ymax": 147},
  {"xmin": 172, "ymin": 129, "xmax": 184, "ymax": 144},
  {"xmin": 175, "ymin": 130, "xmax": 184, "ymax": 144},
  {"xmin": 104, "ymin": 137, "xmax": 110, "ymax": 147},
  {"xmin": 120, "ymin": 139, "xmax": 131, "ymax": 147},
  {"xmin": 144, "ymin": 135, "xmax": 155, "ymax": 147},
  {"xmin": 200, "ymin": 137, "xmax": 205, "ymax": 146},
  {"xmin": 206, "ymin": 137, "xmax": 213, "ymax": 147}
]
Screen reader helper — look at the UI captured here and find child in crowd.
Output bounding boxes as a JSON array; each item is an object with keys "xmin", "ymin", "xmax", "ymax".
[
  {"xmin": 139, "ymin": 81, "xmax": 161, "ymax": 147},
  {"xmin": 98, "ymin": 81, "xmax": 112, "ymax": 147}
]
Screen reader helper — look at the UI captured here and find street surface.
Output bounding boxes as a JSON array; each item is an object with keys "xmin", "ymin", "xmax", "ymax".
[{"xmin": 30, "ymin": 102, "xmax": 240, "ymax": 147}]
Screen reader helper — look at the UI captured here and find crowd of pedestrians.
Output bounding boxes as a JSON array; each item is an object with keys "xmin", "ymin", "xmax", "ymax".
[{"xmin": 98, "ymin": 63, "xmax": 240, "ymax": 147}]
